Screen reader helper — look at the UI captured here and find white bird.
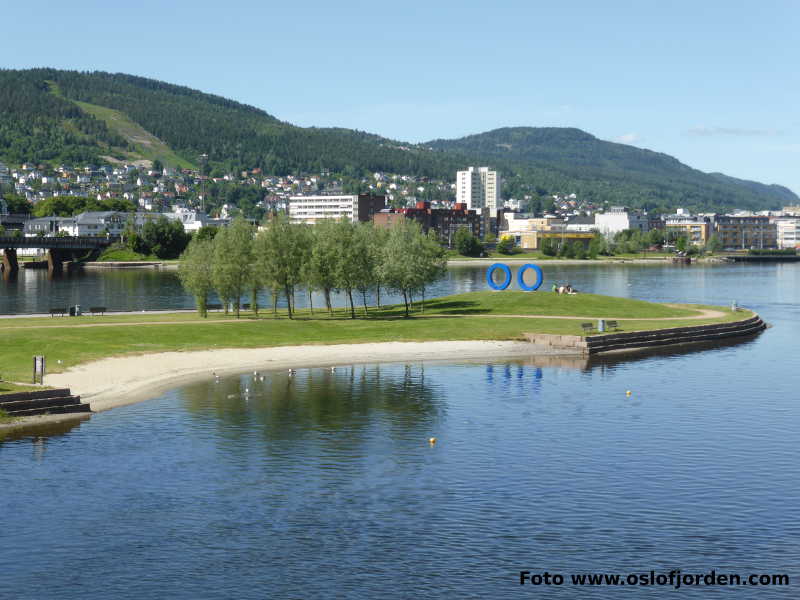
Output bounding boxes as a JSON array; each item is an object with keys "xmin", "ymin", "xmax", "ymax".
[{"xmin": 288, "ymin": 369, "xmax": 296, "ymax": 376}]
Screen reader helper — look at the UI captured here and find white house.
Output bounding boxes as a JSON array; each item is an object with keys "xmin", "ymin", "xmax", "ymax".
[{"xmin": 594, "ymin": 207, "xmax": 649, "ymax": 237}]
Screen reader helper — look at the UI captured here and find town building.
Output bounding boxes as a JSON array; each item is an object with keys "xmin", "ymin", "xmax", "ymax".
[
  {"xmin": 499, "ymin": 213, "xmax": 593, "ymax": 250},
  {"xmin": 713, "ymin": 215, "xmax": 777, "ymax": 250},
  {"xmin": 373, "ymin": 202, "xmax": 481, "ymax": 245},
  {"xmin": 288, "ymin": 194, "xmax": 386, "ymax": 225},
  {"xmin": 664, "ymin": 215, "xmax": 712, "ymax": 245},
  {"xmin": 502, "ymin": 229, "xmax": 595, "ymax": 251},
  {"xmin": 594, "ymin": 207, "xmax": 650, "ymax": 237},
  {"xmin": 774, "ymin": 218, "xmax": 800, "ymax": 249},
  {"xmin": 456, "ymin": 167, "xmax": 501, "ymax": 212}
]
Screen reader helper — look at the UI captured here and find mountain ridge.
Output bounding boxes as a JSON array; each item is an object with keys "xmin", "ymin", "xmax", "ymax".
[{"xmin": 0, "ymin": 68, "xmax": 795, "ymax": 213}]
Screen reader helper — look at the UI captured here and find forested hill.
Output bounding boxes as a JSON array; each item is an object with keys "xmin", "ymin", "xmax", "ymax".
[
  {"xmin": 0, "ymin": 68, "xmax": 796, "ymax": 213},
  {"xmin": 425, "ymin": 127, "xmax": 797, "ymax": 212}
]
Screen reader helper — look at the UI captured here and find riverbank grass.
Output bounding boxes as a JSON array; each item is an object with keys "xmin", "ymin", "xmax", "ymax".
[{"xmin": 0, "ymin": 291, "xmax": 742, "ymax": 383}]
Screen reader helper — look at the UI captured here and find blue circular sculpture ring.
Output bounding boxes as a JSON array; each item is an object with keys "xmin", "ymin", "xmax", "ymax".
[
  {"xmin": 486, "ymin": 263, "xmax": 512, "ymax": 290},
  {"xmin": 517, "ymin": 263, "xmax": 544, "ymax": 291}
]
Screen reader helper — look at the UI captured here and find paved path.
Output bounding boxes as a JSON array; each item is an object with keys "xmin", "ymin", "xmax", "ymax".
[{"xmin": 0, "ymin": 307, "xmax": 728, "ymax": 330}]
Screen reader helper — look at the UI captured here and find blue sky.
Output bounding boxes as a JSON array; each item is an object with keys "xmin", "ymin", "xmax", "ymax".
[{"xmin": 3, "ymin": 0, "xmax": 799, "ymax": 194}]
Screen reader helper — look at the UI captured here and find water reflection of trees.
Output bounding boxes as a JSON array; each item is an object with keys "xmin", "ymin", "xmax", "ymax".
[{"xmin": 180, "ymin": 364, "xmax": 447, "ymax": 457}]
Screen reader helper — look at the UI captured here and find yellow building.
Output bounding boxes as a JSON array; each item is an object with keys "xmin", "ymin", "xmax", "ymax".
[
  {"xmin": 664, "ymin": 220, "xmax": 711, "ymax": 245},
  {"xmin": 503, "ymin": 230, "xmax": 594, "ymax": 250}
]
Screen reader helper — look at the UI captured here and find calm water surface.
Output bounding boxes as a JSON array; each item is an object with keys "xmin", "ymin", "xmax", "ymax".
[{"xmin": 2, "ymin": 264, "xmax": 799, "ymax": 598}]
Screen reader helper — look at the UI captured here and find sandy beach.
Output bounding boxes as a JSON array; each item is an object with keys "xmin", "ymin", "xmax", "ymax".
[{"xmin": 45, "ymin": 340, "xmax": 565, "ymax": 414}]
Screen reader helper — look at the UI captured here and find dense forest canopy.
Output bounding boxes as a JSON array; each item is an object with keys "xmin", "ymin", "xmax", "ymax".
[{"xmin": 0, "ymin": 68, "xmax": 796, "ymax": 213}]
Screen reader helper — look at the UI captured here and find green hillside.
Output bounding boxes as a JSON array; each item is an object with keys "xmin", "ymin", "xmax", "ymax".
[
  {"xmin": 425, "ymin": 127, "xmax": 797, "ymax": 213},
  {"xmin": 0, "ymin": 68, "xmax": 796, "ymax": 213}
]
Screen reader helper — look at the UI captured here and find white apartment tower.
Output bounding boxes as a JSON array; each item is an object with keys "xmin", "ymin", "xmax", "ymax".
[{"xmin": 456, "ymin": 167, "xmax": 500, "ymax": 211}]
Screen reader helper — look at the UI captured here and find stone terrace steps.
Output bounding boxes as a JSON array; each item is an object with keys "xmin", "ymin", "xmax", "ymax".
[{"xmin": 0, "ymin": 388, "xmax": 91, "ymax": 417}]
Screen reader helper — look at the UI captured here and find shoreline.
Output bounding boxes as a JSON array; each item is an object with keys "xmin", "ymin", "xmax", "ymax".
[{"xmin": 41, "ymin": 340, "xmax": 569, "ymax": 415}]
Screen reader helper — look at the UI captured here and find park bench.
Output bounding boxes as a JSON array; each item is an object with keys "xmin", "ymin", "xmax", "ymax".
[
  {"xmin": 89, "ymin": 306, "xmax": 106, "ymax": 316},
  {"xmin": 606, "ymin": 320, "xmax": 620, "ymax": 331},
  {"xmin": 241, "ymin": 303, "xmax": 251, "ymax": 310},
  {"xmin": 49, "ymin": 308, "xmax": 67, "ymax": 317},
  {"xmin": 581, "ymin": 322, "xmax": 594, "ymax": 334},
  {"xmin": 206, "ymin": 303, "xmax": 222, "ymax": 311}
]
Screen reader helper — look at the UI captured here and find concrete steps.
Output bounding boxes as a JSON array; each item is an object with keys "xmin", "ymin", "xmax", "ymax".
[
  {"xmin": 0, "ymin": 388, "xmax": 91, "ymax": 417},
  {"xmin": 525, "ymin": 314, "xmax": 767, "ymax": 356}
]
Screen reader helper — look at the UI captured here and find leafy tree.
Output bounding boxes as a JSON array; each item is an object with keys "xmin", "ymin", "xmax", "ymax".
[
  {"xmin": 380, "ymin": 220, "xmax": 445, "ymax": 317},
  {"xmin": 496, "ymin": 236, "xmax": 517, "ymax": 255},
  {"xmin": 540, "ymin": 237, "xmax": 557, "ymax": 257},
  {"xmin": 453, "ymin": 226, "xmax": 483, "ymax": 257},
  {"xmin": 212, "ymin": 217, "xmax": 253, "ymax": 317},
  {"xmin": 706, "ymin": 234, "xmax": 722, "ymax": 253},
  {"xmin": 306, "ymin": 219, "xmax": 340, "ymax": 314},
  {"xmin": 413, "ymin": 230, "xmax": 447, "ymax": 312},
  {"xmin": 33, "ymin": 196, "xmax": 135, "ymax": 217},
  {"xmin": 588, "ymin": 233, "xmax": 605, "ymax": 259},
  {"xmin": 193, "ymin": 225, "xmax": 218, "ymax": 242},
  {"xmin": 178, "ymin": 238, "xmax": 215, "ymax": 317},
  {"xmin": 2, "ymin": 193, "xmax": 32, "ymax": 214},
  {"xmin": 254, "ymin": 215, "xmax": 307, "ymax": 319},
  {"xmin": 140, "ymin": 216, "xmax": 190, "ymax": 259},
  {"xmin": 675, "ymin": 236, "xmax": 688, "ymax": 253}
]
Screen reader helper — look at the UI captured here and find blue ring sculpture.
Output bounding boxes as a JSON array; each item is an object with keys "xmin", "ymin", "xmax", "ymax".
[
  {"xmin": 486, "ymin": 263, "xmax": 512, "ymax": 290},
  {"xmin": 517, "ymin": 263, "xmax": 544, "ymax": 291}
]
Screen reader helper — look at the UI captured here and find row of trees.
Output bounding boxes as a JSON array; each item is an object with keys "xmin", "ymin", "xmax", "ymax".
[{"xmin": 178, "ymin": 217, "xmax": 447, "ymax": 319}]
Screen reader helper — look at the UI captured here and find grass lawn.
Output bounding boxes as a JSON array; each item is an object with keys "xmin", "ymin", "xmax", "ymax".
[
  {"xmin": 0, "ymin": 291, "xmax": 743, "ymax": 383},
  {"xmin": 96, "ymin": 246, "xmax": 158, "ymax": 262},
  {"xmin": 0, "ymin": 382, "xmax": 48, "ymax": 394}
]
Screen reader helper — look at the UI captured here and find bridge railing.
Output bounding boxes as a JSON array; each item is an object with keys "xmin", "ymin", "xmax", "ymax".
[{"xmin": 0, "ymin": 236, "xmax": 116, "ymax": 249}]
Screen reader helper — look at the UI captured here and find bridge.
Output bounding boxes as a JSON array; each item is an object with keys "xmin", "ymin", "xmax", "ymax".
[{"xmin": 0, "ymin": 236, "xmax": 114, "ymax": 275}]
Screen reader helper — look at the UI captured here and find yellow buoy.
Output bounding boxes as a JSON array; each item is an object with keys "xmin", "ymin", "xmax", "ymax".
[
  {"xmin": 428, "ymin": 437, "xmax": 437, "ymax": 445},
  {"xmin": 626, "ymin": 390, "xmax": 632, "ymax": 396}
]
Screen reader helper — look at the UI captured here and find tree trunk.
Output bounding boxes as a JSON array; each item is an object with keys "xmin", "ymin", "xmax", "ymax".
[
  {"xmin": 361, "ymin": 290, "xmax": 368, "ymax": 315},
  {"xmin": 272, "ymin": 289, "xmax": 278, "ymax": 316},
  {"xmin": 402, "ymin": 290, "xmax": 409, "ymax": 318},
  {"xmin": 285, "ymin": 284, "xmax": 293, "ymax": 319},
  {"xmin": 421, "ymin": 287, "xmax": 425, "ymax": 313},
  {"xmin": 197, "ymin": 294, "xmax": 207, "ymax": 318},
  {"xmin": 376, "ymin": 286, "xmax": 381, "ymax": 309},
  {"xmin": 252, "ymin": 287, "xmax": 259, "ymax": 316},
  {"xmin": 347, "ymin": 288, "xmax": 356, "ymax": 319},
  {"xmin": 235, "ymin": 297, "xmax": 240, "ymax": 319},
  {"xmin": 324, "ymin": 288, "xmax": 332, "ymax": 314},
  {"xmin": 308, "ymin": 289, "xmax": 314, "ymax": 315}
]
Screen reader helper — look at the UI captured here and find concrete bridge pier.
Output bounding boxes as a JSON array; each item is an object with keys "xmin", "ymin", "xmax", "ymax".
[
  {"xmin": 47, "ymin": 248, "xmax": 68, "ymax": 275},
  {"xmin": 1, "ymin": 248, "xmax": 19, "ymax": 274}
]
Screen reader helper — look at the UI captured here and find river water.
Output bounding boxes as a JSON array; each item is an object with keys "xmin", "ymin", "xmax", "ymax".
[{"xmin": 2, "ymin": 263, "xmax": 799, "ymax": 598}]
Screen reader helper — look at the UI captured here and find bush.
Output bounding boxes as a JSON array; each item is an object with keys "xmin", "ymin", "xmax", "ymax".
[
  {"xmin": 540, "ymin": 237, "xmax": 557, "ymax": 256},
  {"xmin": 453, "ymin": 227, "xmax": 484, "ymax": 257},
  {"xmin": 748, "ymin": 248, "xmax": 797, "ymax": 256},
  {"xmin": 497, "ymin": 236, "xmax": 520, "ymax": 255}
]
